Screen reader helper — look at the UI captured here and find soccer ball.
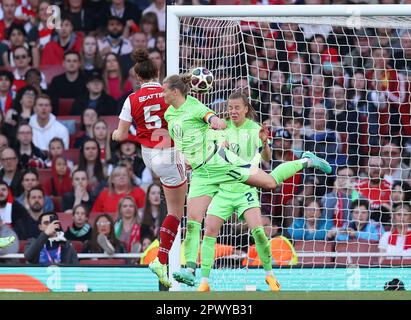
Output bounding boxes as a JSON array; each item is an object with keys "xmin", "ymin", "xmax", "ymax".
[{"xmin": 190, "ymin": 67, "xmax": 214, "ymax": 93}]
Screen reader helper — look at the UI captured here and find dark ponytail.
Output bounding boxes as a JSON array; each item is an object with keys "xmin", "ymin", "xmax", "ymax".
[{"xmin": 133, "ymin": 49, "xmax": 158, "ymax": 81}]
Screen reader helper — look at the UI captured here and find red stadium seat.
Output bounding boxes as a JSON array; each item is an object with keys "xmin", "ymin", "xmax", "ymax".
[
  {"xmin": 335, "ymin": 240, "xmax": 380, "ymax": 266},
  {"xmin": 40, "ymin": 65, "xmax": 65, "ymax": 84},
  {"xmin": 70, "ymin": 241, "xmax": 84, "ymax": 254},
  {"xmin": 58, "ymin": 98, "xmax": 75, "ymax": 116},
  {"xmin": 63, "ymin": 148, "xmax": 80, "ymax": 165},
  {"xmin": 57, "ymin": 212, "xmax": 73, "ymax": 232},
  {"xmin": 18, "ymin": 240, "xmax": 28, "ymax": 253},
  {"xmin": 79, "ymin": 259, "xmax": 127, "ymax": 265},
  {"xmin": 37, "ymin": 169, "xmax": 52, "ymax": 189},
  {"xmin": 293, "ymin": 240, "xmax": 335, "ymax": 266},
  {"xmin": 100, "ymin": 116, "xmax": 118, "ymax": 133},
  {"xmin": 51, "ymin": 196, "xmax": 62, "ymax": 212}
]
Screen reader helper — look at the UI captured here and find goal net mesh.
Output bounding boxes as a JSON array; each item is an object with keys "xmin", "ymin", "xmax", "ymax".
[{"xmin": 177, "ymin": 14, "xmax": 411, "ymax": 291}]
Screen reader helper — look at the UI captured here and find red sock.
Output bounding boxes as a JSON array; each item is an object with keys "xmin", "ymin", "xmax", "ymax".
[{"xmin": 158, "ymin": 214, "xmax": 180, "ymax": 265}]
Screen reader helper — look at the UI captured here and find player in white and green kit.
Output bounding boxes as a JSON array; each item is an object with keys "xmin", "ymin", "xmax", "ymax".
[
  {"xmin": 197, "ymin": 92, "xmax": 280, "ymax": 291},
  {"xmin": 163, "ymin": 74, "xmax": 332, "ymax": 287}
]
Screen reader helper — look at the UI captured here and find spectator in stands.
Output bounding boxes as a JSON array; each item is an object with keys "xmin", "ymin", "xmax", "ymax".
[
  {"xmin": 11, "ymin": 47, "xmax": 46, "ymax": 92},
  {"xmin": 44, "ymin": 138, "xmax": 73, "ymax": 170},
  {"xmin": 321, "ymin": 166, "xmax": 354, "ymax": 228},
  {"xmin": 102, "ymin": 52, "xmax": 132, "ymax": 101},
  {"xmin": 328, "ymin": 199, "xmax": 384, "ymax": 242},
  {"xmin": 0, "ymin": 0, "xmax": 23, "ymax": 42},
  {"xmin": 62, "ymin": 170, "xmax": 96, "ymax": 214},
  {"xmin": 114, "ymin": 196, "xmax": 141, "ymax": 253},
  {"xmin": 24, "ymin": 212, "xmax": 78, "ymax": 265},
  {"xmin": 343, "ymin": 28, "xmax": 374, "ymax": 72},
  {"xmin": 119, "ymin": 31, "xmax": 148, "ymax": 76},
  {"xmin": 148, "ymin": 48, "xmax": 165, "ymax": 82},
  {"xmin": 0, "ymin": 180, "xmax": 27, "ymax": 237},
  {"xmin": 142, "ymin": 0, "xmax": 165, "ymax": 32},
  {"xmin": 2, "ymin": 24, "xmax": 38, "ymax": 69},
  {"xmin": 140, "ymin": 12, "xmax": 158, "ymax": 49},
  {"xmin": 381, "ymin": 141, "xmax": 411, "ymax": 185},
  {"xmin": 0, "ymin": 216, "xmax": 19, "ymax": 262},
  {"xmin": 154, "ymin": 32, "xmax": 165, "ymax": 61},
  {"xmin": 303, "ymin": 103, "xmax": 340, "ymax": 176},
  {"xmin": 64, "ymin": 204, "xmax": 92, "ymax": 242},
  {"xmin": 29, "ymin": 94, "xmax": 69, "ymax": 151},
  {"xmin": 394, "ymin": 31, "xmax": 411, "ymax": 76},
  {"xmin": 0, "ymin": 147, "xmax": 22, "ymax": 196},
  {"xmin": 43, "ymin": 156, "xmax": 72, "ymax": 197},
  {"xmin": 26, "ymin": 0, "xmax": 54, "ymax": 49},
  {"xmin": 62, "ymin": 0, "xmax": 95, "ymax": 32},
  {"xmin": 80, "ymin": 35, "xmax": 103, "ymax": 72},
  {"xmin": 16, "ymin": 168, "xmax": 54, "ymax": 212},
  {"xmin": 5, "ymin": 86, "xmax": 37, "ymax": 132},
  {"xmin": 82, "ymin": 213, "xmax": 126, "ymax": 255},
  {"xmin": 306, "ymin": 73, "xmax": 325, "ymax": 107},
  {"xmin": 97, "ymin": 0, "xmax": 141, "ymax": 34},
  {"xmin": 269, "ymin": 70, "xmax": 287, "ymax": 107},
  {"xmin": 356, "ymin": 156, "xmax": 392, "ymax": 212},
  {"xmin": 98, "ymin": 16, "xmax": 133, "ymax": 58},
  {"xmin": 0, "ymin": 70, "xmax": 14, "ymax": 116},
  {"xmin": 71, "ymin": 70, "xmax": 117, "ymax": 116},
  {"xmin": 283, "ymin": 116, "xmax": 304, "ymax": 157},
  {"xmin": 390, "ymin": 181, "xmax": 411, "ymax": 211},
  {"xmin": 325, "ymin": 84, "xmax": 359, "ymax": 166},
  {"xmin": 14, "ymin": 123, "xmax": 46, "ymax": 170},
  {"xmin": 0, "ymin": 135, "xmax": 9, "ymax": 155},
  {"xmin": 263, "ymin": 100, "xmax": 282, "ymax": 133},
  {"xmin": 379, "ymin": 203, "xmax": 411, "ymax": 258},
  {"xmin": 40, "ymin": 16, "xmax": 83, "ymax": 66},
  {"xmin": 108, "ymin": 140, "xmax": 151, "ymax": 189},
  {"xmin": 73, "ymin": 108, "xmax": 98, "ymax": 148},
  {"xmin": 287, "ymin": 55, "xmax": 310, "ymax": 91},
  {"xmin": 287, "ymin": 84, "xmax": 311, "ymax": 124},
  {"xmin": 17, "ymin": 186, "xmax": 46, "ymax": 240},
  {"xmin": 287, "ymin": 197, "xmax": 333, "ymax": 241},
  {"xmin": 91, "ymin": 120, "xmax": 112, "ymax": 164},
  {"xmin": 347, "ymin": 71, "xmax": 368, "ymax": 117},
  {"xmin": 367, "ymin": 47, "xmax": 406, "ymax": 135},
  {"xmin": 141, "ymin": 183, "xmax": 162, "ymax": 238},
  {"xmin": 73, "ymin": 138, "xmax": 107, "ymax": 195},
  {"xmin": 48, "ymin": 51, "xmax": 87, "ymax": 115},
  {"xmin": 24, "ymin": 68, "xmax": 46, "ymax": 96},
  {"xmin": 91, "ymin": 164, "xmax": 145, "ymax": 214}
]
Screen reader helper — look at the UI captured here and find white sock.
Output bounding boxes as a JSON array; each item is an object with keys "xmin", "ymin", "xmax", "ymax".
[
  {"xmin": 201, "ymin": 277, "xmax": 209, "ymax": 284},
  {"xmin": 266, "ymin": 270, "xmax": 274, "ymax": 277},
  {"xmin": 187, "ymin": 267, "xmax": 195, "ymax": 274},
  {"xmin": 300, "ymin": 158, "xmax": 312, "ymax": 168}
]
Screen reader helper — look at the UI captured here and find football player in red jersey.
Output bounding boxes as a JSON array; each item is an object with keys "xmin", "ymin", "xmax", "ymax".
[{"xmin": 112, "ymin": 49, "xmax": 186, "ymax": 287}]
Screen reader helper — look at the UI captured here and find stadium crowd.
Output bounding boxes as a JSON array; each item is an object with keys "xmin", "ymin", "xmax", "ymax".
[{"xmin": 0, "ymin": 0, "xmax": 407, "ymax": 267}]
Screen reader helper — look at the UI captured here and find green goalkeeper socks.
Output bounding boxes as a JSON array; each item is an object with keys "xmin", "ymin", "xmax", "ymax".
[
  {"xmin": 200, "ymin": 236, "xmax": 217, "ymax": 278},
  {"xmin": 251, "ymin": 226, "xmax": 272, "ymax": 272},
  {"xmin": 270, "ymin": 160, "xmax": 304, "ymax": 185},
  {"xmin": 184, "ymin": 220, "xmax": 202, "ymax": 271}
]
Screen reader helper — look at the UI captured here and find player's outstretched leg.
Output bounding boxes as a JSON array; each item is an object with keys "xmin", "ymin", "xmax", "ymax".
[{"xmin": 0, "ymin": 236, "xmax": 15, "ymax": 248}]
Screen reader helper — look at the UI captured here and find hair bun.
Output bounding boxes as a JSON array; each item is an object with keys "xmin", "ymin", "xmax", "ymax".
[{"xmin": 133, "ymin": 49, "xmax": 149, "ymax": 63}]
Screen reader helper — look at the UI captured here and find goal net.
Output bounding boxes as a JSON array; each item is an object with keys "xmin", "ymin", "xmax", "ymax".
[{"xmin": 169, "ymin": 5, "xmax": 411, "ymax": 291}]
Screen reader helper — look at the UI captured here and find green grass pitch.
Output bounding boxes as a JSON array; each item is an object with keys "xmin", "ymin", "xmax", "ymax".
[{"xmin": 0, "ymin": 291, "xmax": 411, "ymax": 300}]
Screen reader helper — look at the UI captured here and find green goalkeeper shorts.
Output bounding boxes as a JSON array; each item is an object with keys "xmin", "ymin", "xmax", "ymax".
[
  {"xmin": 188, "ymin": 146, "xmax": 253, "ymax": 199},
  {"xmin": 207, "ymin": 187, "xmax": 260, "ymax": 221}
]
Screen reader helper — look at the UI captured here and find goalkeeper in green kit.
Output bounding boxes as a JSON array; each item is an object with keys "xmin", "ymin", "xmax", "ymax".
[{"xmin": 162, "ymin": 74, "xmax": 331, "ymax": 288}]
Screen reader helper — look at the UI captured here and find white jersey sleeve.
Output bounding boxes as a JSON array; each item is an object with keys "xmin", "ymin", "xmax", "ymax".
[{"xmin": 119, "ymin": 97, "xmax": 133, "ymax": 122}]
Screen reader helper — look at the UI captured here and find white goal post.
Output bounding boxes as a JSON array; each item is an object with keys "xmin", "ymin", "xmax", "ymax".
[{"xmin": 166, "ymin": 4, "xmax": 411, "ymax": 292}]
